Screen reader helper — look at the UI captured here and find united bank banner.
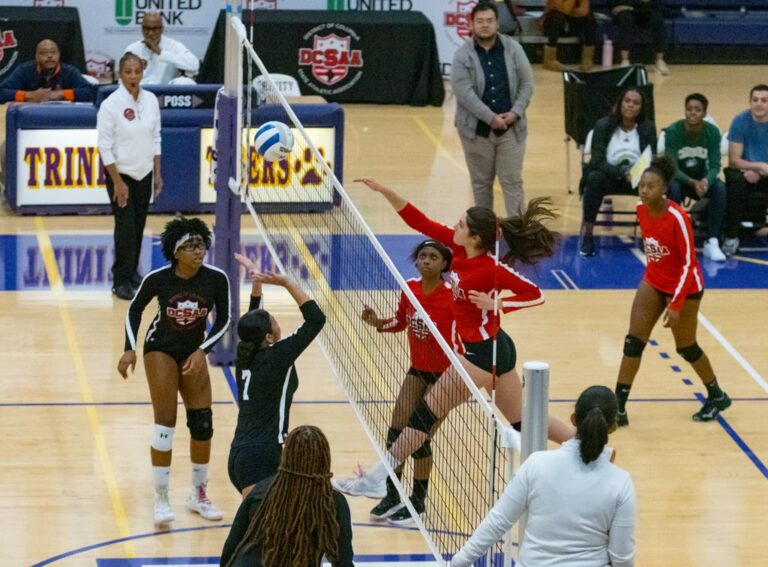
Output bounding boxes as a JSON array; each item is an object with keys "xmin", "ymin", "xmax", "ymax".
[{"xmin": 16, "ymin": 129, "xmax": 110, "ymax": 206}]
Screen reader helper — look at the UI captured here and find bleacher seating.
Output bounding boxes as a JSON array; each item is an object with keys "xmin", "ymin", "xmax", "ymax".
[{"xmin": 513, "ymin": 0, "xmax": 768, "ymax": 64}]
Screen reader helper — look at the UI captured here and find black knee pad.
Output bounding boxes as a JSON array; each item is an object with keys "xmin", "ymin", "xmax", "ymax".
[
  {"xmin": 411, "ymin": 440, "xmax": 432, "ymax": 460},
  {"xmin": 186, "ymin": 408, "xmax": 213, "ymax": 441},
  {"xmin": 677, "ymin": 343, "xmax": 703, "ymax": 363},
  {"xmin": 623, "ymin": 335, "xmax": 646, "ymax": 358},
  {"xmin": 386, "ymin": 427, "xmax": 401, "ymax": 449},
  {"xmin": 407, "ymin": 400, "xmax": 438, "ymax": 434}
]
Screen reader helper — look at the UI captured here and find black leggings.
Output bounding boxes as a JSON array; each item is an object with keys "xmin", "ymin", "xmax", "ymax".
[
  {"xmin": 613, "ymin": 8, "xmax": 667, "ymax": 54},
  {"xmin": 582, "ymin": 169, "xmax": 636, "ymax": 223},
  {"xmin": 106, "ymin": 171, "xmax": 152, "ymax": 287},
  {"xmin": 542, "ymin": 10, "xmax": 598, "ymax": 47}
]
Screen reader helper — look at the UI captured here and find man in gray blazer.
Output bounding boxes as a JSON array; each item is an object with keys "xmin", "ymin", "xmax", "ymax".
[{"xmin": 451, "ymin": 1, "xmax": 533, "ymax": 217}]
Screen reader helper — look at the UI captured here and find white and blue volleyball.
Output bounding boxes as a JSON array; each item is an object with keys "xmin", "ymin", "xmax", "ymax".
[{"xmin": 254, "ymin": 121, "xmax": 294, "ymax": 162}]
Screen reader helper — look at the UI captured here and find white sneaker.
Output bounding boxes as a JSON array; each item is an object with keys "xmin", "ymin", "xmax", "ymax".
[
  {"xmin": 186, "ymin": 483, "xmax": 222, "ymax": 521},
  {"xmin": 332, "ymin": 466, "xmax": 387, "ymax": 499},
  {"xmin": 722, "ymin": 237, "xmax": 739, "ymax": 257},
  {"xmin": 655, "ymin": 59, "xmax": 670, "ymax": 75},
  {"xmin": 153, "ymin": 486, "xmax": 175, "ymax": 525},
  {"xmin": 703, "ymin": 237, "xmax": 727, "ymax": 262}
]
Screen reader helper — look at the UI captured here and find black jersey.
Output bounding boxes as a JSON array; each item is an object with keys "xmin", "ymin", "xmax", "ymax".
[
  {"xmin": 124, "ymin": 264, "xmax": 231, "ymax": 356},
  {"xmin": 231, "ymin": 296, "xmax": 325, "ymax": 448}
]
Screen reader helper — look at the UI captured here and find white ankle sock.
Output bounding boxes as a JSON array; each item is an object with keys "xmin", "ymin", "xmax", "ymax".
[
  {"xmin": 153, "ymin": 466, "xmax": 170, "ymax": 491},
  {"xmin": 192, "ymin": 463, "xmax": 208, "ymax": 487}
]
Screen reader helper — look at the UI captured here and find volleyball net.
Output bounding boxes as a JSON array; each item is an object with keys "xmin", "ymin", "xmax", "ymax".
[{"xmin": 217, "ymin": 9, "xmax": 538, "ymax": 564}]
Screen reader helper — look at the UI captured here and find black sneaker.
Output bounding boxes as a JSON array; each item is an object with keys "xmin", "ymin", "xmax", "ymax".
[
  {"xmin": 387, "ymin": 501, "xmax": 424, "ymax": 527},
  {"xmin": 692, "ymin": 393, "xmax": 732, "ymax": 422},
  {"xmin": 369, "ymin": 491, "xmax": 402, "ymax": 521},
  {"xmin": 616, "ymin": 410, "xmax": 629, "ymax": 427},
  {"xmin": 112, "ymin": 282, "xmax": 135, "ymax": 301},
  {"xmin": 130, "ymin": 272, "xmax": 143, "ymax": 288},
  {"xmin": 579, "ymin": 232, "xmax": 596, "ymax": 257}
]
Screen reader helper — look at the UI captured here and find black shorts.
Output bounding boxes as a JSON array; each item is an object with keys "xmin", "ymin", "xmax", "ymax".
[
  {"xmin": 462, "ymin": 329, "xmax": 516, "ymax": 375},
  {"xmin": 656, "ymin": 287, "xmax": 704, "ymax": 302},
  {"xmin": 143, "ymin": 344, "xmax": 198, "ymax": 365},
  {"xmin": 228, "ymin": 443, "xmax": 282, "ymax": 493},
  {"xmin": 406, "ymin": 367, "xmax": 443, "ymax": 385}
]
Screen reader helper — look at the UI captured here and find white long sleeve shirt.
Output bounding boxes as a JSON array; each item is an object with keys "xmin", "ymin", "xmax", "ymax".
[
  {"xmin": 97, "ymin": 83, "xmax": 161, "ymax": 181},
  {"xmin": 124, "ymin": 36, "xmax": 200, "ymax": 85},
  {"xmin": 451, "ymin": 439, "xmax": 636, "ymax": 567}
]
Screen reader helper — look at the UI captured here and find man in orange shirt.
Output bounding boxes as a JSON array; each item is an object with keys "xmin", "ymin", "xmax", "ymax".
[{"xmin": 0, "ymin": 38, "xmax": 94, "ymax": 103}]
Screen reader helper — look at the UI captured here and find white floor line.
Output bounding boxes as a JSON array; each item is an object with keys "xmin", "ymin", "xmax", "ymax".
[{"xmin": 629, "ymin": 246, "xmax": 768, "ymax": 393}]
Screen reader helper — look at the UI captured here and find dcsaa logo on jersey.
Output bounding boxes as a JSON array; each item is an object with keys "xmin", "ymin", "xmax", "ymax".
[
  {"xmin": 444, "ymin": 0, "xmax": 475, "ymax": 46},
  {"xmin": 167, "ymin": 299, "xmax": 208, "ymax": 327},
  {"xmin": 447, "ymin": 270, "xmax": 466, "ymax": 301},
  {"xmin": 643, "ymin": 237, "xmax": 670, "ymax": 263},
  {"xmin": 298, "ymin": 24, "xmax": 364, "ymax": 95},
  {"xmin": 0, "ymin": 29, "xmax": 19, "ymax": 78},
  {"xmin": 409, "ymin": 311, "xmax": 430, "ymax": 340}
]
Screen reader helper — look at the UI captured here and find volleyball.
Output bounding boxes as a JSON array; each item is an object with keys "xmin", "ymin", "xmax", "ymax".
[{"xmin": 254, "ymin": 121, "xmax": 294, "ymax": 162}]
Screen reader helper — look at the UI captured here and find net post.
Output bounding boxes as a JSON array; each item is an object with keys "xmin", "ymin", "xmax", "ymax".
[
  {"xmin": 209, "ymin": 0, "xmax": 244, "ymax": 367},
  {"xmin": 518, "ymin": 361, "xmax": 550, "ymax": 544}
]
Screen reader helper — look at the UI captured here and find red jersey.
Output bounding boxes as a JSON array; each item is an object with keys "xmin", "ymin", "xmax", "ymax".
[
  {"xmin": 637, "ymin": 200, "xmax": 703, "ymax": 312},
  {"xmin": 399, "ymin": 203, "xmax": 545, "ymax": 343},
  {"xmin": 379, "ymin": 277, "xmax": 461, "ymax": 373}
]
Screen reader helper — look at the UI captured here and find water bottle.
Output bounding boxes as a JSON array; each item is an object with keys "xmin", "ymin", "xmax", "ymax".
[{"xmin": 602, "ymin": 36, "xmax": 613, "ymax": 68}]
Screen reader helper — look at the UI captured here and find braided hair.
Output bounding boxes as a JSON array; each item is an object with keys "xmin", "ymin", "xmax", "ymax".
[
  {"xmin": 465, "ymin": 197, "xmax": 559, "ymax": 265},
  {"xmin": 226, "ymin": 425, "xmax": 340, "ymax": 567}
]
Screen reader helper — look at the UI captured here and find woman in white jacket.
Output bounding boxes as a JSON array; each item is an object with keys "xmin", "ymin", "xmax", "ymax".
[
  {"xmin": 97, "ymin": 52, "xmax": 162, "ymax": 300},
  {"xmin": 450, "ymin": 385, "xmax": 635, "ymax": 567}
]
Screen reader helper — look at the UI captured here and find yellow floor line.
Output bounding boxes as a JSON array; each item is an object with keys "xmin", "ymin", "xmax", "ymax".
[
  {"xmin": 35, "ymin": 218, "xmax": 135, "ymax": 558},
  {"xmin": 733, "ymin": 254, "xmax": 768, "ymax": 267}
]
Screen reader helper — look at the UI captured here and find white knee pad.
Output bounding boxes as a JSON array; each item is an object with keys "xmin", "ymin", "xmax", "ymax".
[{"xmin": 152, "ymin": 424, "xmax": 175, "ymax": 452}]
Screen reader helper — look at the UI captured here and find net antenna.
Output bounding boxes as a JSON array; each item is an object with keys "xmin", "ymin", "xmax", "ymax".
[{"xmin": 229, "ymin": 14, "xmax": 530, "ymax": 564}]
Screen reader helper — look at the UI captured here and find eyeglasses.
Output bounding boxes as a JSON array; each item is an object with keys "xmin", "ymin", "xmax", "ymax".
[
  {"xmin": 142, "ymin": 25, "xmax": 163, "ymax": 31},
  {"xmin": 178, "ymin": 242, "xmax": 207, "ymax": 252}
]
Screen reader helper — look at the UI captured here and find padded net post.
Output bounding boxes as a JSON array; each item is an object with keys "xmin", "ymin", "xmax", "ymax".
[{"xmin": 209, "ymin": 0, "xmax": 244, "ymax": 366}]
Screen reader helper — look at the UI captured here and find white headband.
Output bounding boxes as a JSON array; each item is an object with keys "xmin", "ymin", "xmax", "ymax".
[{"xmin": 174, "ymin": 233, "xmax": 194, "ymax": 254}]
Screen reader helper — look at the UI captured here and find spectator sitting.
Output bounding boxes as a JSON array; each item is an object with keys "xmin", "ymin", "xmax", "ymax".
[
  {"xmin": 664, "ymin": 93, "xmax": 727, "ymax": 262},
  {"xmin": 538, "ymin": 0, "xmax": 598, "ymax": 72},
  {"xmin": 220, "ymin": 425, "xmax": 354, "ymax": 567},
  {"xmin": 0, "ymin": 38, "xmax": 94, "ymax": 103},
  {"xmin": 723, "ymin": 84, "xmax": 768, "ymax": 256},
  {"xmin": 580, "ymin": 88, "xmax": 658, "ymax": 257},
  {"xmin": 610, "ymin": 0, "xmax": 669, "ymax": 75},
  {"xmin": 124, "ymin": 12, "xmax": 200, "ymax": 85}
]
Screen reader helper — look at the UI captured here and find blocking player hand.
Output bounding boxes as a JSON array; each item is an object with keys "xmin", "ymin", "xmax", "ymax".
[
  {"xmin": 468, "ymin": 290, "xmax": 497, "ymax": 311},
  {"xmin": 361, "ymin": 305, "xmax": 381, "ymax": 328},
  {"xmin": 117, "ymin": 350, "xmax": 137, "ymax": 379},
  {"xmin": 234, "ymin": 252, "xmax": 258, "ymax": 278}
]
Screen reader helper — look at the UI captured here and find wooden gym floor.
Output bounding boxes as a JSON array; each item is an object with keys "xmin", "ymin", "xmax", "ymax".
[{"xmin": 1, "ymin": 65, "xmax": 767, "ymax": 566}]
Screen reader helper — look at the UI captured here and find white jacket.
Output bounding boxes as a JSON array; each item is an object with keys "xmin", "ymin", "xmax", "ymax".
[
  {"xmin": 451, "ymin": 439, "xmax": 636, "ymax": 567},
  {"xmin": 97, "ymin": 83, "xmax": 161, "ymax": 181},
  {"xmin": 124, "ymin": 36, "xmax": 199, "ymax": 85}
]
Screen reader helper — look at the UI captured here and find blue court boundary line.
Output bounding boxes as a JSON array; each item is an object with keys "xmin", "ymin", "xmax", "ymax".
[
  {"xmin": 32, "ymin": 522, "xmax": 491, "ymax": 565},
  {"xmin": 647, "ymin": 340, "xmax": 768, "ymax": 480},
  {"xmin": 4, "ymin": 397, "xmax": 768, "ymax": 409}
]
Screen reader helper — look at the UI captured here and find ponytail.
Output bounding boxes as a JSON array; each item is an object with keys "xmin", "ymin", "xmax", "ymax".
[
  {"xmin": 465, "ymin": 197, "xmax": 559, "ymax": 266},
  {"xmin": 499, "ymin": 197, "xmax": 558, "ymax": 265},
  {"xmin": 574, "ymin": 385, "xmax": 618, "ymax": 464}
]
